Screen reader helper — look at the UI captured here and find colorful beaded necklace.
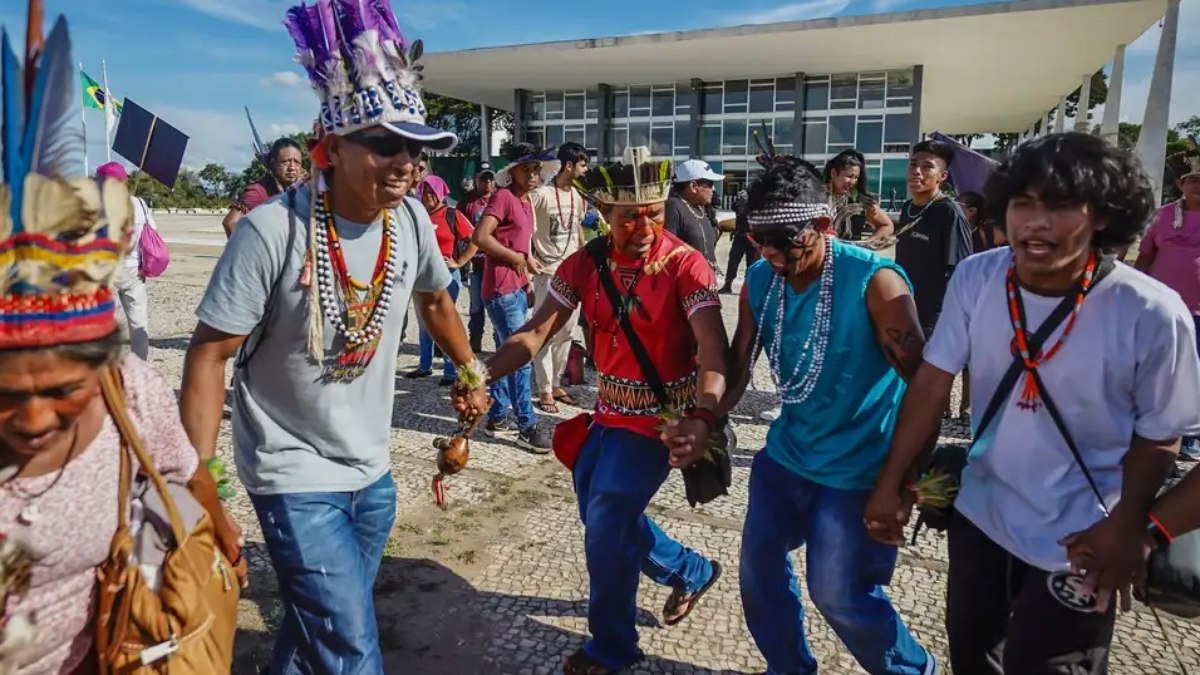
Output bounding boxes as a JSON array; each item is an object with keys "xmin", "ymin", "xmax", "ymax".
[
  {"xmin": 1005, "ymin": 250, "xmax": 1098, "ymax": 411},
  {"xmin": 312, "ymin": 190, "xmax": 402, "ymax": 381},
  {"xmin": 751, "ymin": 234, "xmax": 836, "ymax": 406}
]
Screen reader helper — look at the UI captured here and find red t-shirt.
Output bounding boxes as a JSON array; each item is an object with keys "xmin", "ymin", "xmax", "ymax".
[
  {"xmin": 481, "ymin": 187, "xmax": 534, "ymax": 300},
  {"xmin": 429, "ymin": 206, "xmax": 475, "ymax": 259},
  {"xmin": 549, "ymin": 232, "xmax": 720, "ymax": 439},
  {"xmin": 232, "ymin": 174, "xmax": 283, "ymax": 213}
]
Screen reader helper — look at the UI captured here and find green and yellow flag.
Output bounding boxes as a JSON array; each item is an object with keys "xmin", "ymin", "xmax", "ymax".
[{"xmin": 81, "ymin": 70, "xmax": 107, "ymax": 109}]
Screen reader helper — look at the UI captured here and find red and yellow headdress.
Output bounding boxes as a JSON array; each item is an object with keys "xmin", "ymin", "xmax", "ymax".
[{"xmin": 0, "ymin": 1, "xmax": 132, "ymax": 349}]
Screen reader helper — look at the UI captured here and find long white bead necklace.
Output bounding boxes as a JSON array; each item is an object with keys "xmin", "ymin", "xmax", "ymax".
[
  {"xmin": 751, "ymin": 234, "xmax": 836, "ymax": 406},
  {"xmin": 312, "ymin": 190, "xmax": 401, "ymax": 347}
]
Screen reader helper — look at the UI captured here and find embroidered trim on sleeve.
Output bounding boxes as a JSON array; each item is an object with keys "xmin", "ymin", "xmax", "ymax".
[
  {"xmin": 549, "ymin": 275, "xmax": 580, "ymax": 310},
  {"xmin": 682, "ymin": 287, "xmax": 720, "ymax": 318}
]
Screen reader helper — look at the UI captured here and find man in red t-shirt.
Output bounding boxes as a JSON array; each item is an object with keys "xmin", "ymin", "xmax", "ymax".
[
  {"xmin": 406, "ymin": 175, "xmax": 478, "ymax": 384},
  {"xmin": 455, "ymin": 150, "xmax": 729, "ymax": 675},
  {"xmin": 222, "ymin": 138, "xmax": 306, "ymax": 238},
  {"xmin": 472, "ymin": 144, "xmax": 558, "ymax": 452}
]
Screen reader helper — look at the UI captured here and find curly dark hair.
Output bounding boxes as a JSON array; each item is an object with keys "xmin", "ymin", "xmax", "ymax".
[
  {"xmin": 745, "ymin": 156, "xmax": 827, "ymax": 214},
  {"xmin": 983, "ymin": 132, "xmax": 1155, "ymax": 250}
]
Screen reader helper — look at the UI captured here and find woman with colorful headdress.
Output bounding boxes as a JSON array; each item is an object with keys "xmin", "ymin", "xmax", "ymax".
[
  {"xmin": 455, "ymin": 148, "xmax": 729, "ymax": 675},
  {"xmin": 0, "ymin": 3, "xmax": 244, "ymax": 672}
]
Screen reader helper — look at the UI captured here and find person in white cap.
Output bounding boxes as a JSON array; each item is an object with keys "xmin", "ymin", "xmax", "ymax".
[{"xmin": 666, "ymin": 159, "xmax": 724, "ymax": 264}]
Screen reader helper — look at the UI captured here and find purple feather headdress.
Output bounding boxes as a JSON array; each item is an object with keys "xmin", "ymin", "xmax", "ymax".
[{"xmin": 284, "ymin": 0, "xmax": 445, "ymax": 145}]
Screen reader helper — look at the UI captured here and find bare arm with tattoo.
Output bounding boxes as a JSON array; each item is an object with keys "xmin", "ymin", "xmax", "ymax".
[{"xmin": 865, "ymin": 267, "xmax": 925, "ymax": 382}]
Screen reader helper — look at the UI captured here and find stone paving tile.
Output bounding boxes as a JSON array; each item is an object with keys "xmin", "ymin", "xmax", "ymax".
[{"xmin": 142, "ymin": 262, "xmax": 1200, "ymax": 675}]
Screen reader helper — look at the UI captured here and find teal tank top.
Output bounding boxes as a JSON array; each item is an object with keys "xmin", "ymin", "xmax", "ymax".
[{"xmin": 746, "ymin": 240, "xmax": 911, "ymax": 490}]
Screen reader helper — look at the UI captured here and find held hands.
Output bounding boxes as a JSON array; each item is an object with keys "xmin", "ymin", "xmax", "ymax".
[
  {"xmin": 443, "ymin": 256, "xmax": 460, "ymax": 271},
  {"xmin": 1059, "ymin": 510, "xmax": 1152, "ymax": 613},
  {"xmin": 863, "ymin": 481, "xmax": 915, "ymax": 547},
  {"xmin": 213, "ymin": 506, "xmax": 249, "ymax": 588},
  {"xmin": 660, "ymin": 417, "xmax": 711, "ymax": 469},
  {"xmin": 450, "ymin": 381, "xmax": 491, "ymax": 420},
  {"xmin": 527, "ymin": 254, "xmax": 546, "ymax": 277}
]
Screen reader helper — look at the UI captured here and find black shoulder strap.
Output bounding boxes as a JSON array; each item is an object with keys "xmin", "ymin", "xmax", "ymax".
[
  {"xmin": 586, "ymin": 240, "xmax": 672, "ymax": 409},
  {"xmin": 969, "ymin": 255, "xmax": 1117, "ymax": 448},
  {"xmin": 447, "ymin": 207, "xmax": 459, "ymax": 239},
  {"xmin": 235, "ymin": 188, "xmax": 300, "ymax": 371}
]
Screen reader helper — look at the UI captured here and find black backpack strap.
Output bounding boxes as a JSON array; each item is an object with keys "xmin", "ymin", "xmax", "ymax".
[
  {"xmin": 586, "ymin": 238, "xmax": 671, "ymax": 410},
  {"xmin": 235, "ymin": 188, "xmax": 300, "ymax": 371}
]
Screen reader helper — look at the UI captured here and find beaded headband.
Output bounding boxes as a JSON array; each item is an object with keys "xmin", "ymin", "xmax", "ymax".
[
  {"xmin": 0, "ymin": 6, "xmax": 133, "ymax": 350},
  {"xmin": 746, "ymin": 202, "xmax": 831, "ymax": 229}
]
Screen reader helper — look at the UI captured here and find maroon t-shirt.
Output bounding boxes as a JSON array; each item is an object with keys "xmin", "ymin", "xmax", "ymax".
[
  {"xmin": 481, "ymin": 187, "xmax": 533, "ymax": 301},
  {"xmin": 232, "ymin": 174, "xmax": 283, "ymax": 213}
]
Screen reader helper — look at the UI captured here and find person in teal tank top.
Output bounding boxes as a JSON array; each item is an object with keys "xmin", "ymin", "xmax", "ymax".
[{"xmin": 705, "ymin": 157, "xmax": 937, "ymax": 674}]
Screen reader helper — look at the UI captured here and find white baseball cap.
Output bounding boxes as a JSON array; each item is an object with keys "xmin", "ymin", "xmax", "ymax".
[{"xmin": 673, "ymin": 159, "xmax": 725, "ymax": 183}]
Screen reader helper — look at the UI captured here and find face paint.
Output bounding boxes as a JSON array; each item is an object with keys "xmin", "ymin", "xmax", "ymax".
[{"xmin": 605, "ymin": 203, "xmax": 667, "ymax": 258}]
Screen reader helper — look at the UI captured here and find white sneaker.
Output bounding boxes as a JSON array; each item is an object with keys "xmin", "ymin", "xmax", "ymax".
[{"xmin": 760, "ymin": 407, "xmax": 781, "ymax": 422}]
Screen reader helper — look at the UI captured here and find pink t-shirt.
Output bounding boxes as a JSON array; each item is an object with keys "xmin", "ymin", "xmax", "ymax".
[
  {"xmin": 1139, "ymin": 203, "xmax": 1200, "ymax": 315},
  {"xmin": 480, "ymin": 187, "xmax": 533, "ymax": 301}
]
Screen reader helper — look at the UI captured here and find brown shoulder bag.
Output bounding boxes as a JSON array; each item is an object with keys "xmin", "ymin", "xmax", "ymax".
[{"xmin": 94, "ymin": 367, "xmax": 239, "ymax": 673}]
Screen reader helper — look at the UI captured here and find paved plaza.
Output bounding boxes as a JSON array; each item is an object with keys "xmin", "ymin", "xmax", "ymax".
[{"xmin": 146, "ymin": 215, "xmax": 1199, "ymax": 674}]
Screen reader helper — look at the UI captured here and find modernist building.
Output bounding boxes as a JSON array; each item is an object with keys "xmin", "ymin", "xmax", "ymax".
[{"xmin": 424, "ymin": 0, "xmax": 1181, "ymax": 200}]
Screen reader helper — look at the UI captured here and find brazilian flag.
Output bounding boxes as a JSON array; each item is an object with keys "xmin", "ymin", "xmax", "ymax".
[{"xmin": 81, "ymin": 71, "xmax": 107, "ymax": 109}]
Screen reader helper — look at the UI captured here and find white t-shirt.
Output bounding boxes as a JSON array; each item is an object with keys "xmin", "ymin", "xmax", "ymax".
[
  {"xmin": 530, "ymin": 183, "xmax": 585, "ymax": 274},
  {"xmin": 925, "ymin": 248, "xmax": 1200, "ymax": 571},
  {"xmin": 123, "ymin": 196, "xmax": 157, "ymax": 270}
]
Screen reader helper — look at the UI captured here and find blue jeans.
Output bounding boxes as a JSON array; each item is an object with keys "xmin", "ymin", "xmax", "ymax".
[
  {"xmin": 574, "ymin": 425, "xmax": 715, "ymax": 669},
  {"xmin": 250, "ymin": 473, "xmax": 398, "ymax": 675},
  {"xmin": 740, "ymin": 452, "xmax": 932, "ymax": 675},
  {"xmin": 1185, "ymin": 316, "xmax": 1200, "ymax": 458},
  {"xmin": 418, "ymin": 272, "xmax": 460, "ymax": 378},
  {"xmin": 468, "ymin": 264, "xmax": 486, "ymax": 340},
  {"xmin": 485, "ymin": 288, "xmax": 536, "ymax": 429}
]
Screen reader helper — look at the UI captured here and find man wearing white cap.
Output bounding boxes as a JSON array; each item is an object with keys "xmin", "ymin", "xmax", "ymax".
[{"xmin": 666, "ymin": 159, "xmax": 724, "ymax": 263}]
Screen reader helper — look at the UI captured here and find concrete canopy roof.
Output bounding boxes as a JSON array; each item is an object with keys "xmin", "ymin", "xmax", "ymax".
[{"xmin": 422, "ymin": 0, "xmax": 1164, "ymax": 135}]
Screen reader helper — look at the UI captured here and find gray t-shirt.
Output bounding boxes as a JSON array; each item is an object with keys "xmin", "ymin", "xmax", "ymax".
[{"xmin": 196, "ymin": 184, "xmax": 451, "ymax": 495}]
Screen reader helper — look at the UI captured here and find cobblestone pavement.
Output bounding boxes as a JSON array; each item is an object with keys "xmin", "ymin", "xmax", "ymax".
[{"xmin": 144, "ymin": 225, "xmax": 1198, "ymax": 675}]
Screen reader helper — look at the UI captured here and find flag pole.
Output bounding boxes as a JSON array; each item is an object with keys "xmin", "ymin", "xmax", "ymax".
[
  {"xmin": 79, "ymin": 62, "xmax": 89, "ymax": 175},
  {"xmin": 101, "ymin": 59, "xmax": 112, "ymax": 162}
]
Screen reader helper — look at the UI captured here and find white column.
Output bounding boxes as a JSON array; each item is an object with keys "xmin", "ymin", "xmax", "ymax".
[
  {"xmin": 1075, "ymin": 74, "xmax": 1092, "ymax": 132},
  {"xmin": 1045, "ymin": 109, "xmax": 1054, "ymax": 137},
  {"xmin": 1136, "ymin": 0, "xmax": 1181, "ymax": 202},
  {"xmin": 1054, "ymin": 97, "xmax": 1067, "ymax": 133},
  {"xmin": 1100, "ymin": 44, "xmax": 1126, "ymax": 142},
  {"xmin": 480, "ymin": 104, "xmax": 491, "ymax": 159}
]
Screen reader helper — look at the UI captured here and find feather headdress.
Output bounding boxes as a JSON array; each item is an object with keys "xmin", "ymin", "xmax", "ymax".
[
  {"xmin": 0, "ymin": 0, "xmax": 131, "ymax": 349},
  {"xmin": 284, "ymin": 1, "xmax": 456, "ymax": 151},
  {"xmin": 575, "ymin": 147, "xmax": 672, "ymax": 206}
]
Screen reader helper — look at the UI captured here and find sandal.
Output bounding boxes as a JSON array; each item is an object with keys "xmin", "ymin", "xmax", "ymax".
[
  {"xmin": 563, "ymin": 648, "xmax": 639, "ymax": 675},
  {"xmin": 553, "ymin": 389, "xmax": 578, "ymax": 406},
  {"xmin": 662, "ymin": 560, "xmax": 722, "ymax": 627},
  {"xmin": 535, "ymin": 399, "xmax": 560, "ymax": 414}
]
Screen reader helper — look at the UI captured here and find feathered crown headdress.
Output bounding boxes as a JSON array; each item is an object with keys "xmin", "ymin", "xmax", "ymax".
[
  {"xmin": 1166, "ymin": 136, "xmax": 1200, "ymax": 182},
  {"xmin": 285, "ymin": 1, "xmax": 457, "ymax": 151},
  {"xmin": 0, "ymin": 0, "xmax": 131, "ymax": 350},
  {"xmin": 575, "ymin": 147, "xmax": 672, "ymax": 206}
]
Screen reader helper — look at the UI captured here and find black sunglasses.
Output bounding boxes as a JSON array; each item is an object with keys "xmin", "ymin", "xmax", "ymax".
[
  {"xmin": 748, "ymin": 229, "xmax": 800, "ymax": 250},
  {"xmin": 343, "ymin": 131, "xmax": 423, "ymax": 159}
]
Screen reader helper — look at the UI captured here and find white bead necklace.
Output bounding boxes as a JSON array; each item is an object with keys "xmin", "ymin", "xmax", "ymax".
[
  {"xmin": 312, "ymin": 190, "xmax": 401, "ymax": 347},
  {"xmin": 751, "ymin": 234, "xmax": 836, "ymax": 406}
]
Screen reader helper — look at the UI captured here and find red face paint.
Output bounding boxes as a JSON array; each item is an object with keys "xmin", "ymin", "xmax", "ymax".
[{"xmin": 609, "ymin": 203, "xmax": 666, "ymax": 257}]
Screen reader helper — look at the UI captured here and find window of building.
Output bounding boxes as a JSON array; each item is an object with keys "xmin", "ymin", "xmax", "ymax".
[
  {"xmin": 774, "ymin": 116, "xmax": 795, "ymax": 153},
  {"xmin": 565, "ymin": 92, "xmax": 585, "ymax": 120},
  {"xmin": 887, "ymin": 70, "xmax": 915, "ymax": 105},
  {"xmin": 701, "ymin": 124, "xmax": 721, "ymax": 155},
  {"xmin": 858, "ymin": 75, "xmax": 885, "ymax": 111},
  {"xmin": 749, "ymin": 80, "xmax": 774, "ymax": 114},
  {"xmin": 857, "ymin": 119, "xmax": 883, "ymax": 154},
  {"xmin": 651, "ymin": 123, "xmax": 673, "ymax": 157},
  {"xmin": 701, "ymin": 84, "xmax": 722, "ymax": 116},
  {"xmin": 586, "ymin": 124, "xmax": 600, "ymax": 154},
  {"xmin": 722, "ymin": 119, "xmax": 747, "ymax": 154},
  {"xmin": 546, "ymin": 125, "xmax": 564, "ymax": 147},
  {"xmin": 804, "ymin": 78, "xmax": 829, "ymax": 112},
  {"xmin": 675, "ymin": 84, "xmax": 693, "ymax": 115},
  {"xmin": 629, "ymin": 86, "xmax": 652, "ymax": 117},
  {"xmin": 609, "ymin": 124, "xmax": 628, "ymax": 158},
  {"xmin": 545, "ymin": 91, "xmax": 565, "ymax": 120},
  {"xmin": 724, "ymin": 79, "xmax": 748, "ymax": 114},
  {"xmin": 585, "ymin": 89, "xmax": 600, "ymax": 118},
  {"xmin": 674, "ymin": 119, "xmax": 694, "ymax": 155},
  {"xmin": 880, "ymin": 158, "xmax": 909, "ymax": 205},
  {"xmin": 828, "ymin": 114, "xmax": 856, "ymax": 148},
  {"xmin": 775, "ymin": 77, "xmax": 796, "ymax": 112},
  {"xmin": 613, "ymin": 90, "xmax": 629, "ymax": 118},
  {"xmin": 884, "ymin": 112, "xmax": 914, "ymax": 144},
  {"xmin": 803, "ymin": 120, "xmax": 827, "ymax": 156},
  {"xmin": 629, "ymin": 122, "xmax": 650, "ymax": 149},
  {"xmin": 830, "ymin": 74, "xmax": 857, "ymax": 110},
  {"xmin": 652, "ymin": 86, "xmax": 675, "ymax": 117},
  {"xmin": 528, "ymin": 92, "xmax": 547, "ymax": 122}
]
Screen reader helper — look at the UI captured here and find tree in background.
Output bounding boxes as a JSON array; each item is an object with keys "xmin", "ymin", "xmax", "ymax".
[{"xmin": 423, "ymin": 93, "xmax": 513, "ymax": 157}]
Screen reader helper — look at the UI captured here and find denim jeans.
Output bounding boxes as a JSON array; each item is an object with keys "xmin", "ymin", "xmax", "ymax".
[
  {"xmin": 250, "ymin": 473, "xmax": 398, "ymax": 675},
  {"xmin": 468, "ymin": 263, "xmax": 486, "ymax": 341},
  {"xmin": 574, "ymin": 425, "xmax": 714, "ymax": 670},
  {"xmin": 485, "ymin": 288, "xmax": 536, "ymax": 429},
  {"xmin": 418, "ymin": 272, "xmax": 460, "ymax": 378},
  {"xmin": 740, "ymin": 452, "xmax": 932, "ymax": 675},
  {"xmin": 1184, "ymin": 316, "xmax": 1200, "ymax": 458}
]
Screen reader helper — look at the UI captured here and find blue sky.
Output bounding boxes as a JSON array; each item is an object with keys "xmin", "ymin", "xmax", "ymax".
[{"xmin": 1, "ymin": 0, "xmax": 1195, "ymax": 171}]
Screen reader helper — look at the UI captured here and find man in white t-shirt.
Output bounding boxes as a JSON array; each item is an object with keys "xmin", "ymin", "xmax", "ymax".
[
  {"xmin": 97, "ymin": 161, "xmax": 155, "ymax": 360},
  {"xmin": 528, "ymin": 142, "xmax": 589, "ymax": 413},
  {"xmin": 865, "ymin": 133, "xmax": 1200, "ymax": 674}
]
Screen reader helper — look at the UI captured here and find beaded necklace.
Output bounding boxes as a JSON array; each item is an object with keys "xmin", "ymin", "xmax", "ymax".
[
  {"xmin": 537, "ymin": 185, "xmax": 580, "ymax": 265},
  {"xmin": 312, "ymin": 190, "xmax": 402, "ymax": 381},
  {"xmin": 750, "ymin": 234, "xmax": 836, "ymax": 405},
  {"xmin": 1005, "ymin": 251, "xmax": 1098, "ymax": 411}
]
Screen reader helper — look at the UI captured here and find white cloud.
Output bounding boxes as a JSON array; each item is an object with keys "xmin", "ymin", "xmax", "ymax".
[
  {"xmin": 173, "ymin": 0, "xmax": 286, "ymax": 31},
  {"xmin": 738, "ymin": 0, "xmax": 853, "ymax": 24},
  {"xmin": 267, "ymin": 123, "xmax": 304, "ymax": 138},
  {"xmin": 268, "ymin": 71, "xmax": 304, "ymax": 87}
]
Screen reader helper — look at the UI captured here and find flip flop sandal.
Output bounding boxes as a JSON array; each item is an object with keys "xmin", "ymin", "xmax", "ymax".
[
  {"xmin": 663, "ymin": 560, "xmax": 722, "ymax": 627},
  {"xmin": 554, "ymin": 391, "xmax": 579, "ymax": 406},
  {"xmin": 562, "ymin": 648, "xmax": 640, "ymax": 675},
  {"xmin": 535, "ymin": 400, "xmax": 560, "ymax": 414}
]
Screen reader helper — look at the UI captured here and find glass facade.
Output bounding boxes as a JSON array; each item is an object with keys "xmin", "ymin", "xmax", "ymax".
[{"xmin": 519, "ymin": 68, "xmax": 917, "ymax": 203}]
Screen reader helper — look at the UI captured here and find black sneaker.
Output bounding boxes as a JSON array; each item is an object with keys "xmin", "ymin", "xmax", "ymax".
[
  {"xmin": 485, "ymin": 419, "xmax": 514, "ymax": 437},
  {"xmin": 469, "ymin": 336, "xmax": 483, "ymax": 354},
  {"xmin": 438, "ymin": 377, "xmax": 456, "ymax": 387},
  {"xmin": 406, "ymin": 368, "xmax": 432, "ymax": 379},
  {"xmin": 517, "ymin": 425, "xmax": 551, "ymax": 454}
]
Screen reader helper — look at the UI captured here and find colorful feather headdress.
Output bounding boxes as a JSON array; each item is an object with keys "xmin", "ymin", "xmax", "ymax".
[
  {"xmin": 575, "ymin": 147, "xmax": 673, "ymax": 206},
  {"xmin": 0, "ymin": 1, "xmax": 132, "ymax": 350},
  {"xmin": 285, "ymin": 1, "xmax": 457, "ymax": 151}
]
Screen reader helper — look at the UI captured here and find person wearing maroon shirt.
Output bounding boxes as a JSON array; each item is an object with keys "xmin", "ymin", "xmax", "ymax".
[
  {"xmin": 462, "ymin": 162, "xmax": 497, "ymax": 352},
  {"xmin": 457, "ymin": 151, "xmax": 728, "ymax": 675},
  {"xmin": 407, "ymin": 175, "xmax": 478, "ymax": 385},
  {"xmin": 222, "ymin": 138, "xmax": 306, "ymax": 237},
  {"xmin": 471, "ymin": 145, "xmax": 556, "ymax": 452}
]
